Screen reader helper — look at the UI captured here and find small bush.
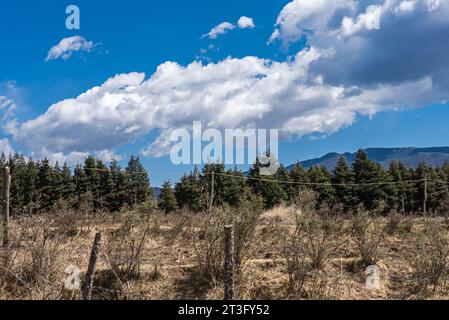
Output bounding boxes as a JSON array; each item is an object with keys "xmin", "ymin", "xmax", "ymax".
[
  {"xmin": 106, "ymin": 214, "xmax": 150, "ymax": 280},
  {"xmin": 385, "ymin": 210, "xmax": 402, "ymax": 235},
  {"xmin": 284, "ymin": 190, "xmax": 343, "ymax": 298},
  {"xmin": 1, "ymin": 216, "xmax": 66, "ymax": 299},
  {"xmin": 401, "ymin": 216, "xmax": 415, "ymax": 233},
  {"xmin": 194, "ymin": 196, "xmax": 263, "ymax": 287},
  {"xmin": 351, "ymin": 207, "xmax": 384, "ymax": 268},
  {"xmin": 411, "ymin": 219, "xmax": 449, "ymax": 296}
]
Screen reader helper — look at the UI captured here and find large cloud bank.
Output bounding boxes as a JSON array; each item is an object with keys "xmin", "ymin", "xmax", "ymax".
[{"xmin": 11, "ymin": 0, "xmax": 449, "ymax": 160}]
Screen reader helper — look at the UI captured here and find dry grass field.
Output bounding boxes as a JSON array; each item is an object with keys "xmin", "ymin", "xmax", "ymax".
[{"xmin": 1, "ymin": 195, "xmax": 449, "ymax": 300}]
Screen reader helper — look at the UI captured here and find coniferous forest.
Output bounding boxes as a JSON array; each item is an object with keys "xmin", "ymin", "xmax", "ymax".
[
  {"xmin": 3, "ymin": 149, "xmax": 449, "ymax": 216},
  {"xmin": 0, "ymin": 154, "xmax": 151, "ymax": 214}
]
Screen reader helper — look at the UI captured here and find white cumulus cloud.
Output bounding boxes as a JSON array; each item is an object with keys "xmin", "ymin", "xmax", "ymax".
[
  {"xmin": 238, "ymin": 16, "xmax": 255, "ymax": 29},
  {"xmin": 202, "ymin": 22, "xmax": 236, "ymax": 39},
  {"xmin": 12, "ymin": 47, "xmax": 440, "ymax": 159},
  {"xmin": 46, "ymin": 36, "xmax": 96, "ymax": 61}
]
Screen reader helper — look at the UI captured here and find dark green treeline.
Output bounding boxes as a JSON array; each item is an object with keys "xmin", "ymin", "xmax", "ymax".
[
  {"xmin": 167, "ymin": 149, "xmax": 449, "ymax": 214},
  {"xmin": 0, "ymin": 153, "xmax": 152, "ymax": 214},
  {"xmin": 2, "ymin": 149, "xmax": 449, "ymax": 215}
]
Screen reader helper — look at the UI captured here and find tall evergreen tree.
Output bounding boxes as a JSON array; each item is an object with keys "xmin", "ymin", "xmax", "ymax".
[
  {"xmin": 23, "ymin": 158, "xmax": 38, "ymax": 213},
  {"xmin": 51, "ymin": 162, "xmax": 64, "ymax": 203},
  {"xmin": 83, "ymin": 156, "xmax": 100, "ymax": 209},
  {"xmin": 175, "ymin": 167, "xmax": 201, "ymax": 211},
  {"xmin": 332, "ymin": 156, "xmax": 355, "ymax": 210},
  {"xmin": 158, "ymin": 181, "xmax": 178, "ymax": 213},
  {"xmin": 61, "ymin": 162, "xmax": 75, "ymax": 201},
  {"xmin": 307, "ymin": 165, "xmax": 335, "ymax": 207},
  {"xmin": 97, "ymin": 160, "xmax": 114, "ymax": 210},
  {"xmin": 248, "ymin": 153, "xmax": 287, "ymax": 209},
  {"xmin": 37, "ymin": 158, "xmax": 54, "ymax": 211},
  {"xmin": 289, "ymin": 162, "xmax": 308, "ymax": 200},
  {"xmin": 126, "ymin": 155, "xmax": 151, "ymax": 205},
  {"xmin": 110, "ymin": 159, "xmax": 130, "ymax": 211},
  {"xmin": 352, "ymin": 149, "xmax": 388, "ymax": 210}
]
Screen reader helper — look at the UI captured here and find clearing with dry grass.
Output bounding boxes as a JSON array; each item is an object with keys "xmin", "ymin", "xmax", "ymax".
[{"xmin": 2, "ymin": 193, "xmax": 449, "ymax": 301}]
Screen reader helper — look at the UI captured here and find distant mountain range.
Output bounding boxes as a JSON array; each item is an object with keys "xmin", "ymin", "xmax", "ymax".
[{"xmin": 288, "ymin": 147, "xmax": 449, "ymax": 171}]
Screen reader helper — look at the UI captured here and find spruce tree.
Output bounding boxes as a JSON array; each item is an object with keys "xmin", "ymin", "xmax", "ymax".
[
  {"xmin": 333, "ymin": 156, "xmax": 355, "ymax": 210},
  {"xmin": 37, "ymin": 158, "xmax": 54, "ymax": 211},
  {"xmin": 158, "ymin": 181, "xmax": 178, "ymax": 213},
  {"xmin": 61, "ymin": 162, "xmax": 75, "ymax": 201},
  {"xmin": 52, "ymin": 162, "xmax": 64, "ymax": 204},
  {"xmin": 126, "ymin": 155, "xmax": 151, "ymax": 205},
  {"xmin": 97, "ymin": 160, "xmax": 114, "ymax": 210},
  {"xmin": 23, "ymin": 158, "xmax": 38, "ymax": 213},
  {"xmin": 248, "ymin": 153, "xmax": 287, "ymax": 209},
  {"xmin": 83, "ymin": 156, "xmax": 100, "ymax": 209},
  {"xmin": 175, "ymin": 168, "xmax": 201, "ymax": 211},
  {"xmin": 222, "ymin": 166, "xmax": 246, "ymax": 207},
  {"xmin": 110, "ymin": 159, "xmax": 130, "ymax": 210},
  {"xmin": 352, "ymin": 149, "xmax": 388, "ymax": 210},
  {"xmin": 289, "ymin": 162, "xmax": 308, "ymax": 200},
  {"xmin": 307, "ymin": 165, "xmax": 334, "ymax": 207},
  {"xmin": 74, "ymin": 163, "xmax": 87, "ymax": 208}
]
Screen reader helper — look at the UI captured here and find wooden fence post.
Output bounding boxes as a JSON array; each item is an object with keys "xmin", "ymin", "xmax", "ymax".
[
  {"xmin": 2, "ymin": 166, "xmax": 10, "ymax": 247},
  {"xmin": 82, "ymin": 232, "xmax": 102, "ymax": 300},
  {"xmin": 224, "ymin": 225, "xmax": 234, "ymax": 300}
]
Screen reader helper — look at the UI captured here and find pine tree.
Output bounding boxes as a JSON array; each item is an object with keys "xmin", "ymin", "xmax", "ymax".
[
  {"xmin": 37, "ymin": 158, "xmax": 54, "ymax": 211},
  {"xmin": 74, "ymin": 163, "xmax": 87, "ymax": 208},
  {"xmin": 126, "ymin": 155, "xmax": 151, "ymax": 206},
  {"xmin": 61, "ymin": 162, "xmax": 75, "ymax": 201},
  {"xmin": 97, "ymin": 160, "xmax": 114, "ymax": 210},
  {"xmin": 333, "ymin": 156, "xmax": 355, "ymax": 210},
  {"xmin": 52, "ymin": 162, "xmax": 64, "ymax": 204},
  {"xmin": 352, "ymin": 149, "xmax": 388, "ymax": 210},
  {"xmin": 110, "ymin": 160, "xmax": 129, "ymax": 211},
  {"xmin": 289, "ymin": 162, "xmax": 308, "ymax": 200},
  {"xmin": 158, "ymin": 181, "xmax": 178, "ymax": 213},
  {"xmin": 248, "ymin": 153, "xmax": 287, "ymax": 209},
  {"xmin": 275, "ymin": 164, "xmax": 295, "ymax": 203},
  {"xmin": 175, "ymin": 168, "xmax": 201, "ymax": 211},
  {"xmin": 307, "ymin": 165, "xmax": 334, "ymax": 207},
  {"xmin": 23, "ymin": 158, "xmax": 38, "ymax": 213},
  {"xmin": 83, "ymin": 156, "xmax": 100, "ymax": 209},
  {"xmin": 222, "ymin": 167, "xmax": 246, "ymax": 207},
  {"xmin": 9, "ymin": 153, "xmax": 27, "ymax": 211}
]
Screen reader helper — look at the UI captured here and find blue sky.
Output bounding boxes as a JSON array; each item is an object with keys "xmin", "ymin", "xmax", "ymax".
[{"xmin": 1, "ymin": 0, "xmax": 449, "ymax": 186}]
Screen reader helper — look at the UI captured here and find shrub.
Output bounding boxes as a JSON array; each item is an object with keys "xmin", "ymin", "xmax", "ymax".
[
  {"xmin": 351, "ymin": 207, "xmax": 384, "ymax": 268},
  {"xmin": 284, "ymin": 190, "xmax": 343, "ymax": 298},
  {"xmin": 0, "ymin": 216, "xmax": 66, "ymax": 299},
  {"xmin": 385, "ymin": 210, "xmax": 402, "ymax": 235},
  {"xmin": 194, "ymin": 196, "xmax": 263, "ymax": 286},
  {"xmin": 411, "ymin": 219, "xmax": 449, "ymax": 296},
  {"xmin": 106, "ymin": 214, "xmax": 150, "ymax": 280}
]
